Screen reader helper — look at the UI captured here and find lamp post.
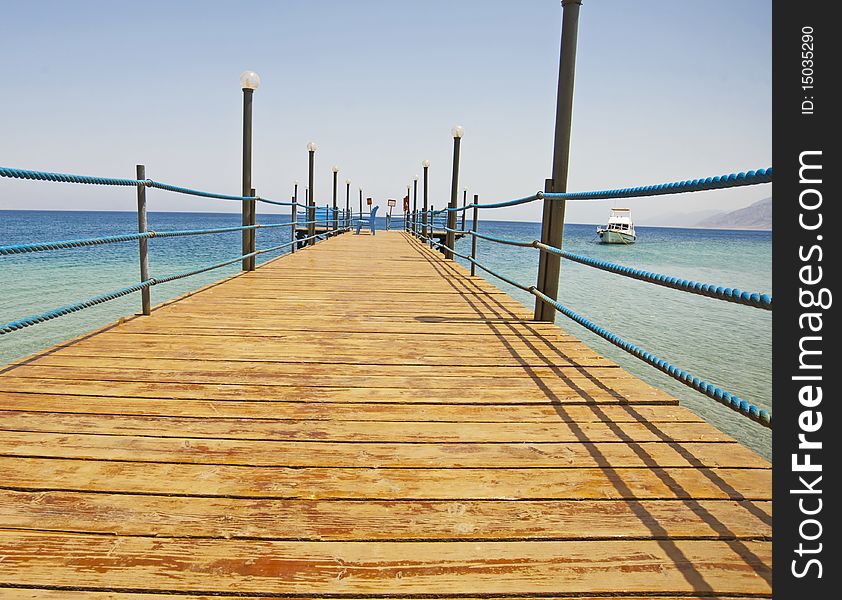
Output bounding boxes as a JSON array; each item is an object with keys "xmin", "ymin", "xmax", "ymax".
[
  {"xmin": 345, "ymin": 179, "xmax": 351, "ymax": 229},
  {"xmin": 359, "ymin": 188, "xmax": 363, "ymax": 216},
  {"xmin": 307, "ymin": 142, "xmax": 317, "ymax": 245},
  {"xmin": 445, "ymin": 125, "xmax": 464, "ymax": 259},
  {"xmin": 422, "ymin": 159, "xmax": 429, "ymax": 239},
  {"xmin": 332, "ymin": 166, "xmax": 339, "ymax": 234},
  {"xmin": 461, "ymin": 189, "xmax": 467, "ymax": 231},
  {"xmin": 240, "ymin": 70, "xmax": 260, "ymax": 271}
]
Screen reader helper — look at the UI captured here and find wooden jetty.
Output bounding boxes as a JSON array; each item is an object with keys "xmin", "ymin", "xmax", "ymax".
[{"xmin": 0, "ymin": 230, "xmax": 771, "ymax": 598}]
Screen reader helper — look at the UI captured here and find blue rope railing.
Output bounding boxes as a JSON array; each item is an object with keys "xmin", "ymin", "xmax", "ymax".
[
  {"xmin": 419, "ymin": 232, "xmax": 771, "ymax": 428},
  {"xmin": 0, "ymin": 232, "xmax": 326, "ymax": 335},
  {"xmin": 441, "ymin": 167, "xmax": 773, "ymax": 213},
  {"xmin": 534, "ymin": 243, "xmax": 773, "ymax": 310},
  {"xmin": 0, "ymin": 281, "xmax": 154, "ymax": 334},
  {"xmin": 0, "ymin": 165, "xmax": 295, "ymax": 205},
  {"xmin": 0, "ymin": 223, "xmax": 296, "ymax": 256},
  {"xmin": 530, "ymin": 289, "xmax": 771, "ymax": 427}
]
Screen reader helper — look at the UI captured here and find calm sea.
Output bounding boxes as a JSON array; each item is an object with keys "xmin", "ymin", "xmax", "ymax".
[{"xmin": 0, "ymin": 210, "xmax": 772, "ymax": 459}]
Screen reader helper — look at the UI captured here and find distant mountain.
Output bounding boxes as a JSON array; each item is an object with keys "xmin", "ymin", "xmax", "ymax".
[{"xmin": 696, "ymin": 197, "xmax": 772, "ymax": 230}]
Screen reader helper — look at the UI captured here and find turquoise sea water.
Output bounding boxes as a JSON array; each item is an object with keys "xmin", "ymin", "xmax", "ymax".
[{"xmin": 0, "ymin": 210, "xmax": 772, "ymax": 459}]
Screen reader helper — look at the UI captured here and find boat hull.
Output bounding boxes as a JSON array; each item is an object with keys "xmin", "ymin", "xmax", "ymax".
[{"xmin": 597, "ymin": 229, "xmax": 636, "ymax": 244}]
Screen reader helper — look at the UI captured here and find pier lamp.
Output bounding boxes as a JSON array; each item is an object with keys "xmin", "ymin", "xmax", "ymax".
[
  {"xmin": 359, "ymin": 188, "xmax": 363, "ymax": 216},
  {"xmin": 446, "ymin": 126, "xmax": 464, "ymax": 259},
  {"xmin": 240, "ymin": 70, "xmax": 260, "ymax": 271},
  {"xmin": 293, "ymin": 180, "xmax": 299, "ymax": 204},
  {"xmin": 345, "ymin": 178, "xmax": 351, "ymax": 227},
  {"xmin": 307, "ymin": 142, "xmax": 317, "ymax": 245},
  {"xmin": 422, "ymin": 159, "xmax": 430, "ymax": 239},
  {"xmin": 332, "ymin": 166, "xmax": 340, "ymax": 234}
]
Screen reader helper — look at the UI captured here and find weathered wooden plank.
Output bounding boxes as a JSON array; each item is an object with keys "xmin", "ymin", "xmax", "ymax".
[
  {"xmin": 0, "ymin": 430, "xmax": 760, "ymax": 468},
  {"xmin": 0, "ymin": 490, "xmax": 771, "ymax": 541},
  {"xmin": 0, "ymin": 410, "xmax": 725, "ymax": 442},
  {"xmin": 0, "ymin": 592, "xmax": 770, "ymax": 600},
  {"xmin": 0, "ymin": 394, "xmax": 699, "ymax": 421},
  {"xmin": 0, "ymin": 531, "xmax": 772, "ymax": 596},
  {"xmin": 0, "ymin": 377, "xmax": 673, "ymax": 404},
  {"xmin": 0, "ymin": 457, "xmax": 771, "ymax": 500}
]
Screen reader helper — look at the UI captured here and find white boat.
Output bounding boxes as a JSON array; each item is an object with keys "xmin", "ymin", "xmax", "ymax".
[{"xmin": 597, "ymin": 208, "xmax": 636, "ymax": 244}]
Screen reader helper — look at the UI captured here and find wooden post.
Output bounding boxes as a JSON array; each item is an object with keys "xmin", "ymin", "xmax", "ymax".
[
  {"xmin": 290, "ymin": 195, "xmax": 297, "ymax": 253},
  {"xmin": 470, "ymin": 194, "xmax": 479, "ymax": 277},
  {"xmin": 135, "ymin": 164, "xmax": 151, "ymax": 316},
  {"xmin": 534, "ymin": 0, "xmax": 581, "ymax": 321}
]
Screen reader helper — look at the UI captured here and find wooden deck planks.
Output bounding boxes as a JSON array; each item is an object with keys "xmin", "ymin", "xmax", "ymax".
[{"xmin": 0, "ymin": 230, "xmax": 771, "ymax": 597}]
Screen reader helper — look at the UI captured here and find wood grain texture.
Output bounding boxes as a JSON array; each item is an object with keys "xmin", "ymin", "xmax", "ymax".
[{"xmin": 0, "ymin": 231, "xmax": 771, "ymax": 597}]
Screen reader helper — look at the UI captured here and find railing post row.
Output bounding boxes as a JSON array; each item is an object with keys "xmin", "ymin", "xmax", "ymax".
[
  {"xmin": 135, "ymin": 164, "xmax": 151, "ymax": 315},
  {"xmin": 470, "ymin": 194, "xmax": 479, "ymax": 277}
]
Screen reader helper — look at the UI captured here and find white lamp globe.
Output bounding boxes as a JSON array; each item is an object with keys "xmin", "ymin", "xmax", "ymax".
[
  {"xmin": 345, "ymin": 178, "xmax": 351, "ymax": 185},
  {"xmin": 239, "ymin": 71, "xmax": 261, "ymax": 90},
  {"xmin": 422, "ymin": 159, "xmax": 430, "ymax": 168},
  {"xmin": 307, "ymin": 142, "xmax": 317, "ymax": 152},
  {"xmin": 414, "ymin": 175, "xmax": 419, "ymax": 181},
  {"xmin": 332, "ymin": 165, "xmax": 339, "ymax": 173},
  {"xmin": 451, "ymin": 125, "xmax": 465, "ymax": 138}
]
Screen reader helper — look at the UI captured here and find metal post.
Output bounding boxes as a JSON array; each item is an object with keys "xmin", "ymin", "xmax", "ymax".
[
  {"xmin": 534, "ymin": 0, "xmax": 581, "ymax": 321},
  {"xmin": 307, "ymin": 149, "xmax": 316, "ymax": 246},
  {"xmin": 445, "ymin": 129, "xmax": 462, "ymax": 259},
  {"xmin": 461, "ymin": 189, "xmax": 467, "ymax": 232},
  {"xmin": 429, "ymin": 205, "xmax": 434, "ymax": 248},
  {"xmin": 345, "ymin": 181, "xmax": 350, "ymax": 230},
  {"xmin": 470, "ymin": 194, "xmax": 479, "ymax": 277},
  {"xmin": 290, "ymin": 195, "xmax": 297, "ymax": 253},
  {"xmin": 359, "ymin": 188, "xmax": 363, "ymax": 218},
  {"xmin": 422, "ymin": 162, "xmax": 429, "ymax": 239},
  {"xmin": 332, "ymin": 169, "xmax": 338, "ymax": 234},
  {"xmin": 413, "ymin": 177, "xmax": 418, "ymax": 236},
  {"xmin": 241, "ymin": 87, "xmax": 254, "ymax": 271},
  {"xmin": 136, "ymin": 164, "xmax": 151, "ymax": 315},
  {"xmin": 247, "ymin": 187, "xmax": 257, "ymax": 270}
]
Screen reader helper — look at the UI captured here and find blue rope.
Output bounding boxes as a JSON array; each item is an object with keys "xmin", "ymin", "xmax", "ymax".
[
  {"xmin": 534, "ymin": 243, "xmax": 773, "ymax": 310},
  {"xmin": 530, "ymin": 289, "xmax": 771, "ymax": 427},
  {"xmin": 0, "ymin": 223, "xmax": 294, "ymax": 256},
  {"xmin": 1, "ymin": 166, "xmax": 141, "ymax": 187},
  {"xmin": 146, "ymin": 180, "xmax": 255, "ymax": 201},
  {"xmin": 545, "ymin": 168, "xmax": 772, "ymax": 201},
  {"xmin": 443, "ymin": 167, "xmax": 773, "ymax": 213},
  {"xmin": 0, "ymin": 281, "xmax": 154, "ymax": 334},
  {"xmin": 0, "ymin": 165, "xmax": 298, "ymax": 205},
  {"xmin": 0, "ymin": 232, "xmax": 154, "ymax": 255}
]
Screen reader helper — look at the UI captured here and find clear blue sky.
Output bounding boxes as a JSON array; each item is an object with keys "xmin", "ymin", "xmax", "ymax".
[{"xmin": 0, "ymin": 0, "xmax": 771, "ymax": 223}]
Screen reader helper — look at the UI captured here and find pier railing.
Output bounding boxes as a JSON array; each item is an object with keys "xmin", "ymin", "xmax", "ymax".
[
  {"xmin": 410, "ymin": 167, "xmax": 773, "ymax": 428},
  {"xmin": 0, "ymin": 165, "xmax": 349, "ymax": 333}
]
